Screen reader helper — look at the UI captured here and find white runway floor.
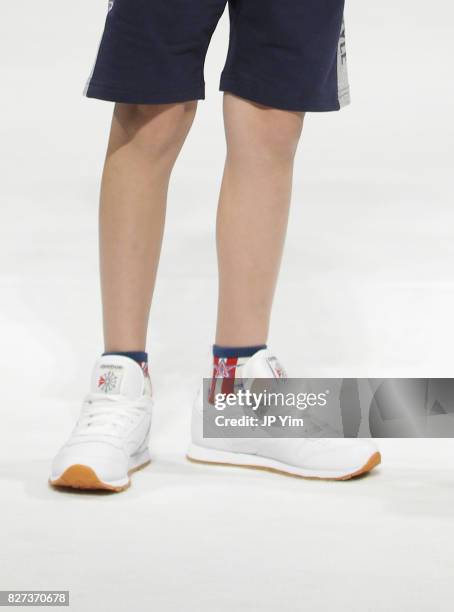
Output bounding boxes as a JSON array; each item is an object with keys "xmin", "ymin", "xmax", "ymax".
[
  {"xmin": 1, "ymin": 433, "xmax": 454, "ymax": 611},
  {"xmin": 1, "ymin": 1, "xmax": 454, "ymax": 610}
]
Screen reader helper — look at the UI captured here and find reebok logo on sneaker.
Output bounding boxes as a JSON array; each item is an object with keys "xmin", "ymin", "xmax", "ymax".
[{"xmin": 97, "ymin": 364, "xmax": 124, "ymax": 394}]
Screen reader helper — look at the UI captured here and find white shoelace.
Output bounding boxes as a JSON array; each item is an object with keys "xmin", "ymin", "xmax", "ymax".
[{"xmin": 75, "ymin": 394, "xmax": 149, "ymax": 436}]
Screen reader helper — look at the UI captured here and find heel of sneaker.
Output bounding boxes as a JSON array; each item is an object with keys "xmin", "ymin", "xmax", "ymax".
[{"xmin": 129, "ymin": 448, "xmax": 151, "ymax": 471}]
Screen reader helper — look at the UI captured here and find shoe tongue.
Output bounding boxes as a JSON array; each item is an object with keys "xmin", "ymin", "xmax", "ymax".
[
  {"xmin": 90, "ymin": 356, "xmax": 145, "ymax": 399},
  {"xmin": 241, "ymin": 349, "xmax": 287, "ymax": 380}
]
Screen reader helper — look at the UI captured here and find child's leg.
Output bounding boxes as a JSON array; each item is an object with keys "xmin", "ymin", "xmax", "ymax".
[
  {"xmin": 51, "ymin": 102, "xmax": 197, "ymax": 492},
  {"xmin": 216, "ymin": 93, "xmax": 304, "ymax": 346},
  {"xmin": 100, "ymin": 102, "xmax": 197, "ymax": 352}
]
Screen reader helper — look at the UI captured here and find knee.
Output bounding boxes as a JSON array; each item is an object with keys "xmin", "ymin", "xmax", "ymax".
[
  {"xmin": 255, "ymin": 110, "xmax": 304, "ymax": 163},
  {"xmin": 227, "ymin": 106, "xmax": 304, "ymax": 165},
  {"xmin": 113, "ymin": 101, "xmax": 197, "ymax": 158}
]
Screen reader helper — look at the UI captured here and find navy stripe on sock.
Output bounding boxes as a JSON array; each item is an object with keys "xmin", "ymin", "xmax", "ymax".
[
  {"xmin": 213, "ymin": 345, "xmax": 267, "ymax": 359},
  {"xmin": 103, "ymin": 351, "xmax": 148, "ymax": 365}
]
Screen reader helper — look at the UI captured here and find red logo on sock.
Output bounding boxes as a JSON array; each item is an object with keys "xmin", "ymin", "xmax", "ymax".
[
  {"xmin": 208, "ymin": 357, "xmax": 238, "ymax": 404},
  {"xmin": 213, "ymin": 359, "xmax": 237, "ymax": 378}
]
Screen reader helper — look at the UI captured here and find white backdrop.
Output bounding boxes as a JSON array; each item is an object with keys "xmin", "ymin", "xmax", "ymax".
[{"xmin": 1, "ymin": 2, "xmax": 454, "ymax": 610}]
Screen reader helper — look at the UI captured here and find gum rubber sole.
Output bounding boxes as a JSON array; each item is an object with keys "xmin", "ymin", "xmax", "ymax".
[
  {"xmin": 49, "ymin": 460, "xmax": 151, "ymax": 493},
  {"xmin": 187, "ymin": 451, "xmax": 381, "ymax": 481}
]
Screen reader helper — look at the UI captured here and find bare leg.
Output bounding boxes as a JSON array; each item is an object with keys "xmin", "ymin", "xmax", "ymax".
[
  {"xmin": 100, "ymin": 102, "xmax": 197, "ymax": 352},
  {"xmin": 216, "ymin": 94, "xmax": 304, "ymax": 346}
]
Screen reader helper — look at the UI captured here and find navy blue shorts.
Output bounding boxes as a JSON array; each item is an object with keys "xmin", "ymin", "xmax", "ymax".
[{"xmin": 85, "ymin": 0, "xmax": 350, "ymax": 112}]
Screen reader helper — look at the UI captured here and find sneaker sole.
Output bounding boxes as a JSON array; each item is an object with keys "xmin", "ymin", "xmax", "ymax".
[
  {"xmin": 186, "ymin": 444, "xmax": 381, "ymax": 481},
  {"xmin": 49, "ymin": 453, "xmax": 151, "ymax": 493}
]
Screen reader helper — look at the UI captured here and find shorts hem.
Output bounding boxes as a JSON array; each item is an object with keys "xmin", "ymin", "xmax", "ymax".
[
  {"xmin": 84, "ymin": 81, "xmax": 206, "ymax": 105},
  {"xmin": 220, "ymin": 73, "xmax": 350, "ymax": 113}
]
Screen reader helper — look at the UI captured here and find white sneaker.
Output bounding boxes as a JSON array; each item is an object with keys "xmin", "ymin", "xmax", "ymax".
[
  {"xmin": 187, "ymin": 349, "xmax": 381, "ymax": 480},
  {"xmin": 50, "ymin": 355, "xmax": 153, "ymax": 492}
]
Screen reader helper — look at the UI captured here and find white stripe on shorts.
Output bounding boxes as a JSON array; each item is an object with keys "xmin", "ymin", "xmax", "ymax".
[{"xmin": 337, "ymin": 19, "xmax": 351, "ymax": 108}]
